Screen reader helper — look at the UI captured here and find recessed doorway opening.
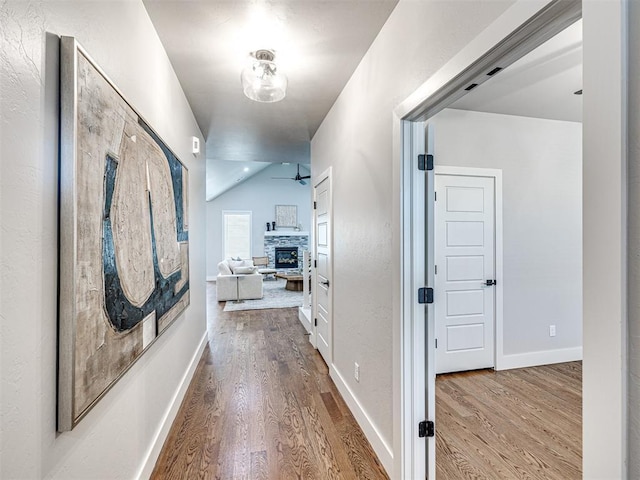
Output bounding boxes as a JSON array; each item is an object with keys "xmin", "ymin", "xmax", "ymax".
[{"xmin": 392, "ymin": 0, "xmax": 622, "ymax": 477}]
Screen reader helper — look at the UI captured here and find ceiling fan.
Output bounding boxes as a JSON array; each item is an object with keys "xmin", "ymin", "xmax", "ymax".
[{"xmin": 272, "ymin": 164, "xmax": 311, "ymax": 185}]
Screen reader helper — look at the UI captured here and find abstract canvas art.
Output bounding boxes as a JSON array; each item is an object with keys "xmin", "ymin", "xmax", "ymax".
[{"xmin": 58, "ymin": 37, "xmax": 190, "ymax": 431}]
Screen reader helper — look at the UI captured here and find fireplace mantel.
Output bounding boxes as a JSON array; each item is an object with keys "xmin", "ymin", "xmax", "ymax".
[{"xmin": 264, "ymin": 231, "xmax": 309, "ymax": 237}]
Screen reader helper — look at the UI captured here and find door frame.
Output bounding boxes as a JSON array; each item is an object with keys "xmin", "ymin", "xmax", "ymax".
[
  {"xmin": 434, "ymin": 166, "xmax": 504, "ymax": 371},
  {"xmin": 393, "ymin": 0, "xmax": 628, "ymax": 478},
  {"xmin": 312, "ymin": 167, "xmax": 333, "ymax": 364}
]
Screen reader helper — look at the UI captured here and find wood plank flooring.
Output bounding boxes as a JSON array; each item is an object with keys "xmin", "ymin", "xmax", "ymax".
[
  {"xmin": 436, "ymin": 362, "xmax": 582, "ymax": 480},
  {"xmin": 152, "ymin": 282, "xmax": 581, "ymax": 479},
  {"xmin": 151, "ymin": 284, "xmax": 388, "ymax": 480}
]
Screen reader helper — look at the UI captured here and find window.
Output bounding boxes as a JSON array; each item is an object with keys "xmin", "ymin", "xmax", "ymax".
[{"xmin": 223, "ymin": 211, "xmax": 252, "ymax": 260}]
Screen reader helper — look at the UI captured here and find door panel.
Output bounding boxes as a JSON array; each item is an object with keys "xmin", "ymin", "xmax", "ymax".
[
  {"xmin": 318, "ymin": 223, "xmax": 328, "ymax": 245},
  {"xmin": 446, "ymin": 256, "xmax": 484, "ymax": 281},
  {"xmin": 446, "ymin": 323, "xmax": 485, "ymax": 351},
  {"xmin": 435, "ymin": 174, "xmax": 495, "ymax": 374},
  {"xmin": 446, "ymin": 290, "xmax": 484, "ymax": 316},
  {"xmin": 446, "ymin": 186, "xmax": 485, "ymax": 212},
  {"xmin": 446, "ymin": 221, "xmax": 484, "ymax": 246}
]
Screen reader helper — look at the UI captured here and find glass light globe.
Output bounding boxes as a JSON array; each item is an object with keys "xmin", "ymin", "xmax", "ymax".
[{"xmin": 240, "ymin": 50, "xmax": 287, "ymax": 103}]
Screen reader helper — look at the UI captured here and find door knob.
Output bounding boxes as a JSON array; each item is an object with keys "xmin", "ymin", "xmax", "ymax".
[{"xmin": 321, "ymin": 280, "xmax": 330, "ymax": 287}]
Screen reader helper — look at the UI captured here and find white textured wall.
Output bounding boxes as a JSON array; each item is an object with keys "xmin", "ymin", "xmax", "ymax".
[
  {"xmin": 206, "ymin": 163, "xmax": 311, "ymax": 278},
  {"xmin": 432, "ymin": 109, "xmax": 582, "ymax": 359},
  {"xmin": 0, "ymin": 1, "xmax": 206, "ymax": 478},
  {"xmin": 628, "ymin": 0, "xmax": 640, "ymax": 475},
  {"xmin": 311, "ymin": 0, "xmax": 514, "ymax": 468}
]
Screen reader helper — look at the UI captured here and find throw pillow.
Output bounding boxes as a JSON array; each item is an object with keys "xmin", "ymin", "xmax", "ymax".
[
  {"xmin": 234, "ymin": 266, "xmax": 258, "ymax": 275},
  {"xmin": 228, "ymin": 259, "xmax": 244, "ymax": 271}
]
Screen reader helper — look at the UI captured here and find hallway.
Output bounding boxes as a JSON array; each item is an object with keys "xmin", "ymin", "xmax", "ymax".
[{"xmin": 151, "ymin": 284, "xmax": 388, "ymax": 479}]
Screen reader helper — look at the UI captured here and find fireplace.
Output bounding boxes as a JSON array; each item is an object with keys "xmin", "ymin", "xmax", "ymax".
[{"xmin": 275, "ymin": 247, "xmax": 299, "ymax": 269}]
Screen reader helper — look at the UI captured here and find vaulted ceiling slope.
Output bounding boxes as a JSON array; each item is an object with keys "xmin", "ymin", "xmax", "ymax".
[{"xmin": 143, "ymin": 0, "xmax": 399, "ymax": 199}]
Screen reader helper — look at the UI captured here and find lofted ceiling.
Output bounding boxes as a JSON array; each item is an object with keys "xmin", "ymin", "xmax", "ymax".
[
  {"xmin": 143, "ymin": 0, "xmax": 399, "ymax": 200},
  {"xmin": 450, "ymin": 20, "xmax": 582, "ymax": 122}
]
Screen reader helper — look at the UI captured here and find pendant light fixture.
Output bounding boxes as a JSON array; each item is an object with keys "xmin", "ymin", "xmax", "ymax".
[{"xmin": 241, "ymin": 49, "xmax": 287, "ymax": 103}]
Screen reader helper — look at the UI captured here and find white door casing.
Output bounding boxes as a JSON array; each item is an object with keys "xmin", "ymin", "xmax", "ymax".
[
  {"xmin": 314, "ymin": 173, "xmax": 332, "ymax": 365},
  {"xmin": 435, "ymin": 172, "xmax": 496, "ymax": 374}
]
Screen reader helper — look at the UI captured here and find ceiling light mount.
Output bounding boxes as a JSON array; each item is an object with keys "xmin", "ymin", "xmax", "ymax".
[
  {"xmin": 241, "ymin": 49, "xmax": 287, "ymax": 103},
  {"xmin": 254, "ymin": 49, "xmax": 275, "ymax": 62}
]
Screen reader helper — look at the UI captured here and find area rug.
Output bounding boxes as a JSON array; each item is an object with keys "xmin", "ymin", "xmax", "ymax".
[{"xmin": 223, "ymin": 279, "xmax": 303, "ymax": 312}]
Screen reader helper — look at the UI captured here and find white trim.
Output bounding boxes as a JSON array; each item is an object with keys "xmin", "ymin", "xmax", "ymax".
[
  {"xmin": 499, "ymin": 347, "xmax": 583, "ymax": 371},
  {"xmin": 394, "ymin": 0, "xmax": 565, "ymax": 120},
  {"xmin": 582, "ymin": 1, "xmax": 627, "ymax": 477},
  {"xmin": 135, "ymin": 332, "xmax": 208, "ymax": 480},
  {"xmin": 330, "ymin": 365, "xmax": 394, "ymax": 474},
  {"xmin": 397, "ymin": 120, "xmax": 430, "ymax": 480},
  {"xmin": 264, "ymin": 231, "xmax": 309, "ymax": 237},
  {"xmin": 298, "ymin": 306, "xmax": 313, "ymax": 336},
  {"xmin": 434, "ymin": 166, "xmax": 505, "ymax": 371},
  {"xmin": 206, "ymin": 276, "xmax": 216, "ymax": 282}
]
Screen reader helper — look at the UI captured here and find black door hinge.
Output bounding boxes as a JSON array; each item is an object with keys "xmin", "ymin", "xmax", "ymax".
[
  {"xmin": 314, "ymin": 318, "xmax": 318, "ymax": 327},
  {"xmin": 313, "ymin": 201, "xmax": 317, "ymax": 209},
  {"xmin": 418, "ymin": 420, "xmax": 435, "ymax": 438},
  {"xmin": 314, "ymin": 260, "xmax": 317, "ymax": 268},
  {"xmin": 418, "ymin": 154, "xmax": 434, "ymax": 171},
  {"xmin": 418, "ymin": 287, "xmax": 434, "ymax": 304}
]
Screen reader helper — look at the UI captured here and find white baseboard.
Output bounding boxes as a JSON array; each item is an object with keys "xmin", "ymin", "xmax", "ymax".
[
  {"xmin": 206, "ymin": 276, "xmax": 217, "ymax": 282},
  {"xmin": 329, "ymin": 365, "xmax": 393, "ymax": 476},
  {"xmin": 298, "ymin": 307, "xmax": 316, "ymax": 348},
  {"xmin": 136, "ymin": 332, "xmax": 208, "ymax": 479},
  {"xmin": 497, "ymin": 346, "xmax": 583, "ymax": 371},
  {"xmin": 298, "ymin": 307, "xmax": 312, "ymax": 332}
]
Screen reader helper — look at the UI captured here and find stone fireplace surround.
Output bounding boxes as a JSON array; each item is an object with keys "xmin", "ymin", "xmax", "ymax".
[{"xmin": 264, "ymin": 231, "xmax": 309, "ymax": 273}]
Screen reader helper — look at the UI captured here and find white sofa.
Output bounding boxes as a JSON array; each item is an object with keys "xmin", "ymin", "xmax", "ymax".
[{"xmin": 216, "ymin": 259, "xmax": 264, "ymax": 301}]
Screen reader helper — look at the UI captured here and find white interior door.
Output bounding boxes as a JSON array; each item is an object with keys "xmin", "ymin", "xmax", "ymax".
[
  {"xmin": 314, "ymin": 175, "xmax": 332, "ymax": 365},
  {"xmin": 435, "ymin": 173, "xmax": 495, "ymax": 374}
]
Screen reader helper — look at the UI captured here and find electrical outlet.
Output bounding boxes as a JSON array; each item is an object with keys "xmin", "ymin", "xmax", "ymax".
[
  {"xmin": 354, "ymin": 362, "xmax": 360, "ymax": 382},
  {"xmin": 549, "ymin": 325, "xmax": 556, "ymax": 337}
]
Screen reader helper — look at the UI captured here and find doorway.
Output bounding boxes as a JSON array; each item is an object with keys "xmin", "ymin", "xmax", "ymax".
[{"xmin": 393, "ymin": 0, "xmax": 628, "ymax": 477}]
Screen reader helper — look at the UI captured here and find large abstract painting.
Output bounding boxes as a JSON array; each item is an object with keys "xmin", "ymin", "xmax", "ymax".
[{"xmin": 58, "ymin": 37, "xmax": 190, "ymax": 431}]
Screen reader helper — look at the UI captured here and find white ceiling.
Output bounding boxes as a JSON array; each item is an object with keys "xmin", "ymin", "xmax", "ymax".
[
  {"xmin": 143, "ymin": 0, "xmax": 399, "ymax": 199},
  {"xmin": 450, "ymin": 20, "xmax": 582, "ymax": 122}
]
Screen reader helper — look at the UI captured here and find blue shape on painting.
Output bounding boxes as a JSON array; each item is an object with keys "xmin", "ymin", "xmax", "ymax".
[{"xmin": 102, "ymin": 120, "xmax": 188, "ymax": 332}]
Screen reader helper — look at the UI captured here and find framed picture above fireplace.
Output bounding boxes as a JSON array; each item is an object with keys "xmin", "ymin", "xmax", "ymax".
[{"xmin": 275, "ymin": 204, "xmax": 297, "ymax": 228}]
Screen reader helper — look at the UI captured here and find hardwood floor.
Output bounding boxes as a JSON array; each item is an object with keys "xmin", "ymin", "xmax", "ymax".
[
  {"xmin": 151, "ymin": 284, "xmax": 388, "ymax": 480},
  {"xmin": 436, "ymin": 362, "xmax": 582, "ymax": 480},
  {"xmin": 152, "ymin": 283, "xmax": 581, "ymax": 479}
]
